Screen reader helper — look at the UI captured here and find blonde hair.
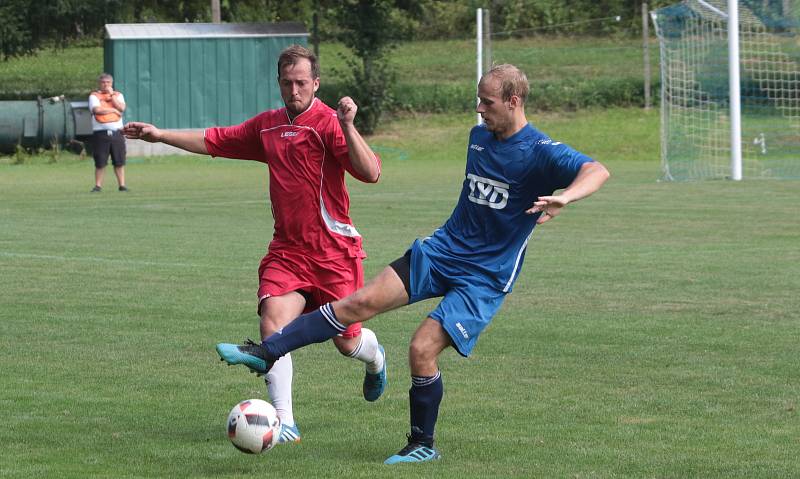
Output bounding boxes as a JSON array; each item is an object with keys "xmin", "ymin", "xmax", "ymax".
[{"xmin": 483, "ymin": 64, "xmax": 529, "ymax": 103}]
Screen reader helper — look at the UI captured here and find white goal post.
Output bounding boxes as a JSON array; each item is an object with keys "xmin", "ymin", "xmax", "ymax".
[{"xmin": 652, "ymin": 0, "xmax": 800, "ymax": 180}]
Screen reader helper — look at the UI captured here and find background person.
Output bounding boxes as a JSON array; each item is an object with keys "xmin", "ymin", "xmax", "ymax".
[
  {"xmin": 89, "ymin": 73, "xmax": 128, "ymax": 192},
  {"xmin": 123, "ymin": 45, "xmax": 387, "ymax": 445},
  {"xmin": 217, "ymin": 63, "xmax": 611, "ymax": 464}
]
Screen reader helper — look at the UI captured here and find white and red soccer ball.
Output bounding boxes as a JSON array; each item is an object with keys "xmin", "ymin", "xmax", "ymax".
[{"xmin": 227, "ymin": 399, "xmax": 281, "ymax": 454}]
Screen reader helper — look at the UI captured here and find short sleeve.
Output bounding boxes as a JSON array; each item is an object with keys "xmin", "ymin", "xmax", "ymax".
[
  {"xmin": 88, "ymin": 94, "xmax": 100, "ymax": 110},
  {"xmin": 325, "ymin": 114, "xmax": 351, "ymax": 166},
  {"xmin": 204, "ymin": 115, "xmax": 266, "ymax": 162},
  {"xmin": 321, "ymin": 113, "xmax": 381, "ymax": 183},
  {"xmin": 543, "ymin": 142, "xmax": 594, "ymax": 190}
]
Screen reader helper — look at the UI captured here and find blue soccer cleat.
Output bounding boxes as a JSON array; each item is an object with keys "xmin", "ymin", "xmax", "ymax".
[
  {"xmin": 363, "ymin": 344, "xmax": 387, "ymax": 402},
  {"xmin": 277, "ymin": 423, "xmax": 301, "ymax": 444},
  {"xmin": 384, "ymin": 435, "xmax": 441, "ymax": 464},
  {"xmin": 216, "ymin": 339, "xmax": 275, "ymax": 376}
]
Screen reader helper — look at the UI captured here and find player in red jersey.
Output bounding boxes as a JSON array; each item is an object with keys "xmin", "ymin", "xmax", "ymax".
[{"xmin": 123, "ymin": 45, "xmax": 386, "ymax": 444}]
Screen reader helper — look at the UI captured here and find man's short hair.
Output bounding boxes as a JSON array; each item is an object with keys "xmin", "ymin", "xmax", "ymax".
[
  {"xmin": 278, "ymin": 45, "xmax": 320, "ymax": 79},
  {"xmin": 98, "ymin": 73, "xmax": 113, "ymax": 82},
  {"xmin": 485, "ymin": 64, "xmax": 529, "ymax": 103}
]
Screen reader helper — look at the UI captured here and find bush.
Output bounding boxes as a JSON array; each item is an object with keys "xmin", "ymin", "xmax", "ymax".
[
  {"xmin": 321, "ymin": 76, "xmax": 654, "ymax": 115},
  {"xmin": 531, "ymin": 77, "xmax": 650, "ymax": 111}
]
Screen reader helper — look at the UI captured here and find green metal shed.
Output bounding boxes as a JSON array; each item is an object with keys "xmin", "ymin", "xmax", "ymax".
[{"xmin": 104, "ymin": 23, "xmax": 308, "ymax": 129}]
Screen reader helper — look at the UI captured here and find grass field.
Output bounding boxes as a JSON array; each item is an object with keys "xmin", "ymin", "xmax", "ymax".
[
  {"xmin": 0, "ymin": 36, "xmax": 657, "ymax": 100},
  {"xmin": 1, "ymin": 108, "xmax": 799, "ymax": 478}
]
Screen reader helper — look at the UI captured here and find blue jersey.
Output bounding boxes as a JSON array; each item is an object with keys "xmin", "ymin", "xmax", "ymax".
[{"xmin": 419, "ymin": 123, "xmax": 593, "ymax": 293}]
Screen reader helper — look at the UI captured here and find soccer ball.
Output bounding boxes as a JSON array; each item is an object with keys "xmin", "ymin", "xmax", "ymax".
[{"xmin": 226, "ymin": 399, "xmax": 281, "ymax": 454}]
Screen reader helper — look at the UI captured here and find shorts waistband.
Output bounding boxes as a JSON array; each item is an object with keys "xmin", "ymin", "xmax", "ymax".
[{"xmin": 94, "ymin": 129, "xmax": 122, "ymax": 136}]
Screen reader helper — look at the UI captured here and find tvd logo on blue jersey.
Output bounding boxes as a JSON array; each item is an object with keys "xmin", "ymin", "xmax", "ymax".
[{"xmin": 466, "ymin": 173, "xmax": 509, "ymax": 210}]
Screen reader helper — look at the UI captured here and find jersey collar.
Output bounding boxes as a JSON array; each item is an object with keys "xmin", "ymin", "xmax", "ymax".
[
  {"xmin": 285, "ymin": 97, "xmax": 317, "ymax": 124},
  {"xmin": 496, "ymin": 123, "xmax": 533, "ymax": 144}
]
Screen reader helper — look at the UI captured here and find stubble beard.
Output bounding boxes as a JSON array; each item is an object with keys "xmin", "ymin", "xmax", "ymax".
[{"xmin": 285, "ymin": 97, "xmax": 313, "ymax": 117}]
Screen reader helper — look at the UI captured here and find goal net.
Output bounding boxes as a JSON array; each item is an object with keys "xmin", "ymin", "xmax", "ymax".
[{"xmin": 652, "ymin": 0, "xmax": 800, "ymax": 180}]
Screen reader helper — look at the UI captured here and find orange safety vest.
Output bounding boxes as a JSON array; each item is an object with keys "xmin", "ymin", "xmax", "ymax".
[{"xmin": 90, "ymin": 91, "xmax": 122, "ymax": 123}]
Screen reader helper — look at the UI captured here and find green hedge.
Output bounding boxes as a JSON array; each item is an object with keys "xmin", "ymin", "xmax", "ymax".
[
  {"xmin": 319, "ymin": 76, "xmax": 656, "ymax": 114},
  {"xmin": 1, "ymin": 76, "xmax": 655, "ymax": 112}
]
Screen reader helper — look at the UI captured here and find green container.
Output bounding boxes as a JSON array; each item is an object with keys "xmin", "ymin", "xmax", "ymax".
[
  {"xmin": 104, "ymin": 23, "xmax": 309, "ymax": 129},
  {"xmin": 0, "ymin": 97, "xmax": 90, "ymax": 154}
]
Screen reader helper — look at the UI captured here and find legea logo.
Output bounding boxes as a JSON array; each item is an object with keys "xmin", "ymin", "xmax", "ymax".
[
  {"xmin": 467, "ymin": 173, "xmax": 509, "ymax": 210},
  {"xmin": 469, "ymin": 144, "xmax": 484, "ymax": 152},
  {"xmin": 281, "ymin": 131, "xmax": 299, "ymax": 138}
]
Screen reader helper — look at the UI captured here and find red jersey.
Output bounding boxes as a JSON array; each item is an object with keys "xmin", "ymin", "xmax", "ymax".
[{"xmin": 204, "ymin": 99, "xmax": 380, "ymax": 260}]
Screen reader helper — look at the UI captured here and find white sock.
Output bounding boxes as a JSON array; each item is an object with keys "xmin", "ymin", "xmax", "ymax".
[
  {"xmin": 348, "ymin": 328, "xmax": 384, "ymax": 374},
  {"xmin": 266, "ymin": 353, "xmax": 295, "ymax": 427}
]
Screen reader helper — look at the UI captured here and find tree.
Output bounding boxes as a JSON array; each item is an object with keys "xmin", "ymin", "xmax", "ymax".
[
  {"xmin": 1, "ymin": 0, "xmax": 126, "ymax": 60},
  {"xmin": 222, "ymin": 0, "xmax": 313, "ymax": 23},
  {"xmin": 0, "ymin": 0, "xmax": 33, "ymax": 60},
  {"xmin": 333, "ymin": 0, "xmax": 416, "ymax": 133}
]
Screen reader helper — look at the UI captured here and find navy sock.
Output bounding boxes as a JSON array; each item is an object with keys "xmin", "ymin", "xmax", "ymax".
[
  {"xmin": 409, "ymin": 371, "xmax": 443, "ymax": 445},
  {"xmin": 261, "ymin": 303, "xmax": 345, "ymax": 358}
]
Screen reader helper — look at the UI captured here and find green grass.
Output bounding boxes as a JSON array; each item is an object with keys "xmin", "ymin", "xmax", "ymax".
[
  {"xmin": 1, "ymin": 108, "xmax": 799, "ymax": 478},
  {"xmin": 320, "ymin": 36, "xmax": 657, "ymax": 84},
  {"xmin": 0, "ymin": 36, "xmax": 658, "ymax": 101},
  {"xmin": 0, "ymin": 46, "xmax": 103, "ymax": 100}
]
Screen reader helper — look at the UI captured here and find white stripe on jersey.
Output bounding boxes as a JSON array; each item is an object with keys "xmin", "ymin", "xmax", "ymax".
[
  {"xmin": 503, "ymin": 231, "xmax": 534, "ymax": 293},
  {"xmin": 320, "ymin": 197, "xmax": 360, "ymax": 237}
]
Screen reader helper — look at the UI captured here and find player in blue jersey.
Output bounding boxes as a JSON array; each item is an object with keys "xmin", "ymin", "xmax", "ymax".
[{"xmin": 216, "ymin": 64, "xmax": 610, "ymax": 464}]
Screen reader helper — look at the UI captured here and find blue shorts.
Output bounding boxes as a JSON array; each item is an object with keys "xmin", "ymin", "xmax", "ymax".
[{"xmin": 406, "ymin": 239, "xmax": 507, "ymax": 357}]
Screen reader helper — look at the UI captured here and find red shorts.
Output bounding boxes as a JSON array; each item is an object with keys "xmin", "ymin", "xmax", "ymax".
[{"xmin": 257, "ymin": 250, "xmax": 363, "ymax": 338}]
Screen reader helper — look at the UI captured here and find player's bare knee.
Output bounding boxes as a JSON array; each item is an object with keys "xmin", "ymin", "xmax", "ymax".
[{"xmin": 408, "ymin": 338, "xmax": 438, "ymax": 367}]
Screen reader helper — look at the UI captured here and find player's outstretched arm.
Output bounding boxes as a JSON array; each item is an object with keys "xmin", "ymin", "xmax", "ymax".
[
  {"xmin": 527, "ymin": 160, "xmax": 610, "ymax": 224},
  {"xmin": 123, "ymin": 122, "xmax": 209, "ymax": 155},
  {"xmin": 336, "ymin": 97, "xmax": 381, "ymax": 183}
]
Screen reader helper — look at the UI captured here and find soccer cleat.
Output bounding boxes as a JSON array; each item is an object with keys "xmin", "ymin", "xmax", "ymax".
[
  {"xmin": 277, "ymin": 423, "xmax": 301, "ymax": 444},
  {"xmin": 363, "ymin": 344, "xmax": 387, "ymax": 402},
  {"xmin": 90, "ymin": 186, "xmax": 102, "ymax": 193},
  {"xmin": 216, "ymin": 339, "xmax": 275, "ymax": 376},
  {"xmin": 118, "ymin": 185, "xmax": 129, "ymax": 192},
  {"xmin": 384, "ymin": 435, "xmax": 441, "ymax": 465}
]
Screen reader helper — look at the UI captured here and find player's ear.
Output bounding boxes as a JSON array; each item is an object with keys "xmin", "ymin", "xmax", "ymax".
[
  {"xmin": 313, "ymin": 77, "xmax": 320, "ymax": 93},
  {"xmin": 507, "ymin": 95, "xmax": 521, "ymax": 110}
]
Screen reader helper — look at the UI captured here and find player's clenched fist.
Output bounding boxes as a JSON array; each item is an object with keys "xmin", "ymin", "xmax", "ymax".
[
  {"xmin": 337, "ymin": 97, "xmax": 358, "ymax": 126},
  {"xmin": 123, "ymin": 122, "xmax": 161, "ymax": 143}
]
